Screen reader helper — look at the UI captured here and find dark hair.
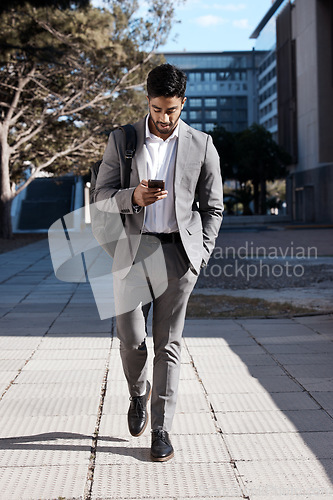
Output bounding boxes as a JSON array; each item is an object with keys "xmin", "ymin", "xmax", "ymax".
[{"xmin": 147, "ymin": 63, "xmax": 187, "ymax": 99}]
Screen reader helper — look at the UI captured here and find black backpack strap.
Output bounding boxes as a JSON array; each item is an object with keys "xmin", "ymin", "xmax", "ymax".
[
  {"xmin": 89, "ymin": 159, "xmax": 102, "ymax": 205},
  {"xmin": 90, "ymin": 123, "xmax": 137, "ymax": 203},
  {"xmin": 118, "ymin": 124, "xmax": 137, "ymax": 189}
]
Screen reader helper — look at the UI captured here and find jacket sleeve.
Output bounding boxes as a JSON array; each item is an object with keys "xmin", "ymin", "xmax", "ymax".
[
  {"xmin": 197, "ymin": 134, "xmax": 224, "ymax": 266},
  {"xmin": 93, "ymin": 129, "xmax": 137, "ymax": 215}
]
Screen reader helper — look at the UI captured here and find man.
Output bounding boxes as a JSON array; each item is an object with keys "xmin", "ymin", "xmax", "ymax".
[{"xmin": 94, "ymin": 63, "xmax": 223, "ymax": 461}]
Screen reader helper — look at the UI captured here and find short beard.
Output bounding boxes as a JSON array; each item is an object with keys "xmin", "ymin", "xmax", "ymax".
[{"xmin": 150, "ymin": 110, "xmax": 182, "ymax": 136}]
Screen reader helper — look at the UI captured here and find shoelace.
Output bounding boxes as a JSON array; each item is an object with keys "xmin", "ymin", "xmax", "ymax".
[
  {"xmin": 152, "ymin": 429, "xmax": 167, "ymax": 442},
  {"xmin": 130, "ymin": 396, "xmax": 145, "ymax": 417}
]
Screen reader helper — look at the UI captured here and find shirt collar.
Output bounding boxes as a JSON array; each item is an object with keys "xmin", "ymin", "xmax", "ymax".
[{"xmin": 145, "ymin": 114, "xmax": 179, "ymax": 142}]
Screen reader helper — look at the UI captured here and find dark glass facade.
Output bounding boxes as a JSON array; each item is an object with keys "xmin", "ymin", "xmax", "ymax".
[{"xmin": 164, "ymin": 51, "xmax": 268, "ymax": 133}]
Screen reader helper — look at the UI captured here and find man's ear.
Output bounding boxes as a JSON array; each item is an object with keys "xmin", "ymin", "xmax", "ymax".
[{"xmin": 182, "ymin": 97, "xmax": 187, "ymax": 108}]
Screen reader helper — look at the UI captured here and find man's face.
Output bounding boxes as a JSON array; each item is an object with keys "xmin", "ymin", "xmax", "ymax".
[{"xmin": 147, "ymin": 95, "xmax": 186, "ymax": 139}]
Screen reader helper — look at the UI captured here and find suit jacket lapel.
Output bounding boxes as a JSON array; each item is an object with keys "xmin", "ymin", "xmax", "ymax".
[{"xmin": 175, "ymin": 120, "xmax": 192, "ymax": 187}]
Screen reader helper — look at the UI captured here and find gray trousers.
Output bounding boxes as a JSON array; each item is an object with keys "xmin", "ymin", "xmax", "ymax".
[{"xmin": 115, "ymin": 239, "xmax": 197, "ymax": 432}]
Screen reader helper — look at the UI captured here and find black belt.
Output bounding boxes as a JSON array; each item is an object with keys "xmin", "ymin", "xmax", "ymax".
[{"xmin": 142, "ymin": 232, "xmax": 181, "ymax": 244}]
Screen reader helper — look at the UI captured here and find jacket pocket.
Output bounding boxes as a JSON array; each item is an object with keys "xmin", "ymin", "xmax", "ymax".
[{"xmin": 186, "ymin": 219, "xmax": 202, "ymax": 235}]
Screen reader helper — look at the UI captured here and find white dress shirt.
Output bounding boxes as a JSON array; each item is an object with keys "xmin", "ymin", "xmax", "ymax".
[{"xmin": 143, "ymin": 115, "xmax": 179, "ymax": 233}]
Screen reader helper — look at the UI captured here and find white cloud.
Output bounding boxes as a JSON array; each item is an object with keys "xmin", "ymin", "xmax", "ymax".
[
  {"xmin": 233, "ymin": 18, "xmax": 251, "ymax": 29},
  {"xmin": 195, "ymin": 15, "xmax": 227, "ymax": 27},
  {"xmin": 212, "ymin": 3, "xmax": 246, "ymax": 11}
]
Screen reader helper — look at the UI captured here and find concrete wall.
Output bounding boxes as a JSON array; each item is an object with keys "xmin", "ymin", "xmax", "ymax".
[
  {"xmin": 316, "ymin": 0, "xmax": 333, "ymax": 164},
  {"xmin": 292, "ymin": 0, "xmax": 319, "ymax": 173}
]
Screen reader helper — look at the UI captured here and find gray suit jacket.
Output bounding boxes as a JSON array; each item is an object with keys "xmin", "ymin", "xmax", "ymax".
[{"xmin": 94, "ymin": 117, "xmax": 223, "ymax": 278}]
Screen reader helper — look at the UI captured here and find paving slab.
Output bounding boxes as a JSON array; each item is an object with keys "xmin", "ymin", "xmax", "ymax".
[
  {"xmin": 91, "ymin": 463, "xmax": 243, "ymax": 499},
  {"xmin": 0, "ymin": 241, "xmax": 333, "ymax": 498},
  {"xmin": 236, "ymin": 459, "xmax": 333, "ymax": 497},
  {"xmin": 208, "ymin": 391, "xmax": 320, "ymax": 412},
  {"xmin": 0, "ymin": 464, "xmax": 88, "ymax": 500}
]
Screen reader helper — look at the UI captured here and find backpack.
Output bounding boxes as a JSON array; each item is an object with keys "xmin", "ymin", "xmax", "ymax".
[{"xmin": 89, "ymin": 124, "xmax": 137, "ymax": 258}]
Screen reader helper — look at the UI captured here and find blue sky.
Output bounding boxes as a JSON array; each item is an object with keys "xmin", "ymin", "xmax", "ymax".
[{"xmin": 160, "ymin": 0, "xmax": 275, "ymax": 52}]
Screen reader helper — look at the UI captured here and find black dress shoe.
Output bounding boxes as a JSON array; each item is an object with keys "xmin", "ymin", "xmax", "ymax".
[
  {"xmin": 151, "ymin": 429, "xmax": 174, "ymax": 462},
  {"xmin": 128, "ymin": 381, "xmax": 151, "ymax": 437}
]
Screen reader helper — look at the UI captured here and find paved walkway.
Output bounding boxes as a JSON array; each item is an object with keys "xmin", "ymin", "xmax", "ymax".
[{"xmin": 0, "ymin": 239, "xmax": 332, "ymax": 499}]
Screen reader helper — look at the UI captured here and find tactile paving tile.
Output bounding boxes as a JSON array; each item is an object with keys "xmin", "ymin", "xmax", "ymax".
[
  {"xmin": 177, "ymin": 378, "xmax": 205, "ymax": 394},
  {"xmin": 5, "ymin": 382, "xmax": 103, "ymax": 399},
  {"xmin": 181, "ymin": 348, "xmax": 192, "ymax": 364},
  {"xmin": 0, "ymin": 438, "xmax": 91, "ymax": 467},
  {"xmin": 0, "ymin": 360, "xmax": 25, "ymax": 371},
  {"xmin": 175, "ymin": 392, "xmax": 210, "ymax": 414},
  {"xmin": 192, "ymin": 353, "xmax": 277, "ymax": 371},
  {"xmin": 0, "ymin": 395, "xmax": 101, "ymax": 418},
  {"xmin": 208, "ymin": 391, "xmax": 319, "ymax": 412},
  {"xmin": 0, "ymin": 371, "xmax": 18, "ymax": 385},
  {"xmin": 22, "ymin": 359, "xmax": 107, "ymax": 371},
  {"xmin": 217, "ymin": 409, "xmax": 333, "ymax": 435},
  {"xmin": 38, "ymin": 337, "xmax": 111, "ymax": 349},
  {"xmin": 188, "ymin": 345, "xmax": 264, "ymax": 356},
  {"xmin": 251, "ymin": 496, "xmax": 333, "ymax": 500},
  {"xmin": 202, "ymin": 375, "xmax": 302, "ymax": 395},
  {"xmin": 32, "ymin": 349, "xmax": 109, "ymax": 360},
  {"xmin": 236, "ymin": 459, "xmax": 333, "ymax": 496},
  {"xmin": 95, "ymin": 432, "xmax": 230, "ymax": 465},
  {"xmin": 91, "ymin": 462, "xmax": 242, "ymax": 499},
  {"xmin": 100, "ymin": 395, "xmax": 129, "ymax": 416},
  {"xmin": 0, "ymin": 338, "xmax": 42, "ymax": 350},
  {"xmin": 224, "ymin": 431, "xmax": 333, "ymax": 462},
  {"xmin": 16, "ymin": 369, "xmax": 105, "ymax": 384},
  {"xmin": 0, "ymin": 414, "xmax": 96, "ymax": 438},
  {"xmin": 172, "ymin": 411, "xmax": 218, "ymax": 434},
  {"xmin": 0, "ymin": 350, "xmax": 37, "ymax": 360},
  {"xmin": 0, "ymin": 464, "xmax": 88, "ymax": 499},
  {"xmin": 98, "ymin": 411, "xmax": 218, "ymax": 438},
  {"xmin": 179, "ymin": 363, "xmax": 197, "ymax": 380},
  {"xmin": 98, "ymin": 413, "xmax": 129, "ymax": 437}
]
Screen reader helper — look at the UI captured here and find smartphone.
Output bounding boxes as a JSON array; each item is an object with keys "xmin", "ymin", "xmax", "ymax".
[{"xmin": 148, "ymin": 179, "xmax": 165, "ymax": 190}]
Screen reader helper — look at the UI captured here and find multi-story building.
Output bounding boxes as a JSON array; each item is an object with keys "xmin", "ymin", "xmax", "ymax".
[
  {"xmin": 164, "ymin": 51, "xmax": 267, "ymax": 134},
  {"xmin": 252, "ymin": 0, "xmax": 333, "ymax": 223}
]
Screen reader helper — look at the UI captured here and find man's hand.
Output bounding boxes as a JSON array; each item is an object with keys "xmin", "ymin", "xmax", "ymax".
[{"xmin": 132, "ymin": 179, "xmax": 168, "ymax": 207}]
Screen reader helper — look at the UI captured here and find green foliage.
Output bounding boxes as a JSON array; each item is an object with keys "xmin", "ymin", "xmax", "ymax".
[
  {"xmin": 210, "ymin": 123, "xmax": 292, "ymax": 215},
  {"xmin": 209, "ymin": 125, "xmax": 236, "ymax": 181},
  {"xmin": 0, "ymin": 1, "xmax": 176, "ymax": 186}
]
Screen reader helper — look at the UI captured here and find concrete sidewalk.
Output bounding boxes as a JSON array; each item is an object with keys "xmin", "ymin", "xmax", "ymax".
[{"xmin": 0, "ymin": 240, "xmax": 333, "ymax": 499}]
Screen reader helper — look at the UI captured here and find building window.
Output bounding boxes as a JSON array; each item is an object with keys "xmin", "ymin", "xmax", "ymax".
[
  {"xmin": 206, "ymin": 110, "xmax": 217, "ymax": 120},
  {"xmin": 221, "ymin": 110, "xmax": 233, "ymax": 120},
  {"xmin": 235, "ymin": 97, "xmax": 247, "ymax": 108},
  {"xmin": 204, "ymin": 72, "xmax": 217, "ymax": 81},
  {"xmin": 190, "ymin": 110, "xmax": 202, "ymax": 120},
  {"xmin": 205, "ymin": 123, "xmax": 216, "ymax": 132},
  {"xmin": 189, "ymin": 98, "xmax": 202, "ymax": 107},
  {"xmin": 220, "ymin": 97, "xmax": 232, "ymax": 108},
  {"xmin": 205, "ymin": 98, "xmax": 217, "ymax": 107},
  {"xmin": 188, "ymin": 72, "xmax": 201, "ymax": 82},
  {"xmin": 191, "ymin": 123, "xmax": 202, "ymax": 131},
  {"xmin": 236, "ymin": 110, "xmax": 247, "ymax": 120},
  {"xmin": 219, "ymin": 71, "xmax": 232, "ymax": 80}
]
